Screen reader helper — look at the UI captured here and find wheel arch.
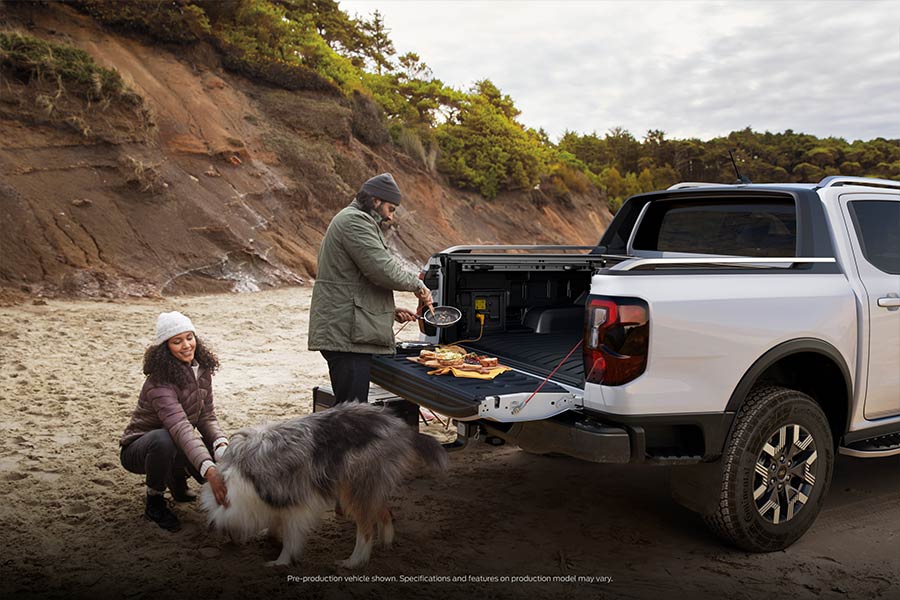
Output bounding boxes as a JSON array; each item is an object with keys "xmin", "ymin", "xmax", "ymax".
[{"xmin": 721, "ymin": 338, "xmax": 852, "ymax": 453}]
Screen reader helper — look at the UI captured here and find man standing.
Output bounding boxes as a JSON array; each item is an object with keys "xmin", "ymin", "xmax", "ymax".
[{"xmin": 309, "ymin": 173, "xmax": 434, "ymax": 404}]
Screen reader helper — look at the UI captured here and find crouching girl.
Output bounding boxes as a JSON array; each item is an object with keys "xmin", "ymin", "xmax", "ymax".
[{"xmin": 120, "ymin": 311, "xmax": 229, "ymax": 531}]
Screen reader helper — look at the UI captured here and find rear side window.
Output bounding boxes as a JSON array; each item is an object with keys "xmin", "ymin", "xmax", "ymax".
[
  {"xmin": 632, "ymin": 199, "xmax": 797, "ymax": 257},
  {"xmin": 848, "ymin": 200, "xmax": 900, "ymax": 275}
]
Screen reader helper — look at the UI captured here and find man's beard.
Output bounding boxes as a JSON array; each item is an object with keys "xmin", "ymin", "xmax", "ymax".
[{"xmin": 368, "ymin": 208, "xmax": 395, "ymax": 231}]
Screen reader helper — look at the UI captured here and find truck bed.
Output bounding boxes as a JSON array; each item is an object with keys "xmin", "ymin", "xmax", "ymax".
[{"xmin": 463, "ymin": 331, "xmax": 584, "ymax": 387}]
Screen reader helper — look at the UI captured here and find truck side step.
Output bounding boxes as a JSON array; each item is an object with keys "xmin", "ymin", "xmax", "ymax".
[{"xmin": 839, "ymin": 432, "xmax": 900, "ymax": 458}]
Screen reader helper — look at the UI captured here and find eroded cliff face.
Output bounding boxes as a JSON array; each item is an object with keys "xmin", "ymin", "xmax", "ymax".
[{"xmin": 0, "ymin": 3, "xmax": 612, "ymax": 299}]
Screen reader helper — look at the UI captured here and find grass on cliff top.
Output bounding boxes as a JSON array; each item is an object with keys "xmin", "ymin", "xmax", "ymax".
[{"xmin": 0, "ymin": 30, "xmax": 139, "ymax": 104}]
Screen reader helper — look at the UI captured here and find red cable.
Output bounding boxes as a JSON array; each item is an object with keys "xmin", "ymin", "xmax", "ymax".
[{"xmin": 522, "ymin": 338, "xmax": 584, "ymax": 408}]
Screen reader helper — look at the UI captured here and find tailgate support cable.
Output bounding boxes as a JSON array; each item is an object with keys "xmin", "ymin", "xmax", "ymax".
[{"xmin": 512, "ymin": 338, "xmax": 584, "ymax": 415}]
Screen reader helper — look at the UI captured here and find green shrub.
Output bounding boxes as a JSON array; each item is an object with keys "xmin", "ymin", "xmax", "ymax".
[
  {"xmin": 216, "ymin": 40, "xmax": 341, "ymax": 94},
  {"xmin": 791, "ymin": 162, "xmax": 823, "ymax": 182},
  {"xmin": 64, "ymin": 0, "xmax": 210, "ymax": 43},
  {"xmin": 550, "ymin": 163, "xmax": 590, "ymax": 194},
  {"xmin": 0, "ymin": 30, "xmax": 139, "ymax": 104},
  {"xmin": 351, "ymin": 90, "xmax": 390, "ymax": 146},
  {"xmin": 392, "ymin": 124, "xmax": 437, "ymax": 172}
]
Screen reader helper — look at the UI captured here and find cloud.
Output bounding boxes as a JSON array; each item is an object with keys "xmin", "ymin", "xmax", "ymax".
[{"xmin": 341, "ymin": 0, "xmax": 900, "ymax": 141}]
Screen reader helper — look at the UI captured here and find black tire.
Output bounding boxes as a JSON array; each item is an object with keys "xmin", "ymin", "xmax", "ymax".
[{"xmin": 704, "ymin": 385, "xmax": 834, "ymax": 552}]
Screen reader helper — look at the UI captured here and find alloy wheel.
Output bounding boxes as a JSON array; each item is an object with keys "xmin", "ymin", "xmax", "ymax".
[{"xmin": 753, "ymin": 424, "xmax": 818, "ymax": 524}]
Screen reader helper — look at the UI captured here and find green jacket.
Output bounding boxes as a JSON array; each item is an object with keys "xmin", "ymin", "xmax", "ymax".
[{"xmin": 308, "ymin": 200, "xmax": 424, "ymax": 354}]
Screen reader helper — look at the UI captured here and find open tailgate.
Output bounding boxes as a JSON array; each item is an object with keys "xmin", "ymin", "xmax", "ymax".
[{"xmin": 371, "ymin": 353, "xmax": 577, "ymax": 421}]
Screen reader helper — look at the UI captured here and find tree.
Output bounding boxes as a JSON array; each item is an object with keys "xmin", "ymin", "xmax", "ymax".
[
  {"xmin": 643, "ymin": 129, "xmax": 672, "ymax": 167},
  {"xmin": 805, "ymin": 146, "xmax": 836, "ymax": 168},
  {"xmin": 558, "ymin": 131, "xmax": 610, "ymax": 174},
  {"xmin": 435, "ymin": 88, "xmax": 546, "ymax": 198},
  {"xmin": 271, "ymin": 0, "xmax": 372, "ymax": 68},
  {"xmin": 473, "ymin": 79, "xmax": 520, "ymax": 120},
  {"xmin": 397, "ymin": 52, "xmax": 431, "ymax": 81},
  {"xmin": 358, "ymin": 10, "xmax": 394, "ymax": 74},
  {"xmin": 600, "ymin": 166, "xmax": 625, "ymax": 200},
  {"xmin": 605, "ymin": 126, "xmax": 642, "ymax": 174},
  {"xmin": 637, "ymin": 167, "xmax": 655, "ymax": 193}
]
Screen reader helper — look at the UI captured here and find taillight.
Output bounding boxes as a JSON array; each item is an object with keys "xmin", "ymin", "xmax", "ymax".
[{"xmin": 583, "ymin": 295, "xmax": 649, "ymax": 386}]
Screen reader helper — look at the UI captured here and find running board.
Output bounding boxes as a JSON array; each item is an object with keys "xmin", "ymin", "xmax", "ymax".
[{"xmin": 839, "ymin": 432, "xmax": 900, "ymax": 457}]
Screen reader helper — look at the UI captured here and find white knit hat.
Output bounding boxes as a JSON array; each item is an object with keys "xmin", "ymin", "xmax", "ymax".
[{"xmin": 155, "ymin": 311, "xmax": 196, "ymax": 345}]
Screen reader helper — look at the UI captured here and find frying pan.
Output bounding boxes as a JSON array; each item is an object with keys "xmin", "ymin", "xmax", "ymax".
[{"xmin": 420, "ymin": 305, "xmax": 462, "ymax": 328}]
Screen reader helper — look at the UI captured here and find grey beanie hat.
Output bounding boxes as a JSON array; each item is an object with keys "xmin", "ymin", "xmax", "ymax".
[{"xmin": 359, "ymin": 173, "xmax": 402, "ymax": 204}]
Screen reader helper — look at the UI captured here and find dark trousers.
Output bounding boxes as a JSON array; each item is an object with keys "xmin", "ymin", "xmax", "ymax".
[
  {"xmin": 321, "ymin": 350, "xmax": 373, "ymax": 404},
  {"xmin": 120, "ymin": 429, "xmax": 204, "ymax": 492}
]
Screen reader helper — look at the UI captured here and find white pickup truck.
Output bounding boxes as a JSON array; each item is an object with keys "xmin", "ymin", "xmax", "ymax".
[{"xmin": 368, "ymin": 175, "xmax": 900, "ymax": 552}]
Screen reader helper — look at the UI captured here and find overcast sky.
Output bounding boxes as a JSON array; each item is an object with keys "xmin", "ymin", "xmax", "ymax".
[{"xmin": 340, "ymin": 0, "xmax": 900, "ymax": 143}]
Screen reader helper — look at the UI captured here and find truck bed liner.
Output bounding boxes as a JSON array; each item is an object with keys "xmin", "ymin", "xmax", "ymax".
[{"xmin": 463, "ymin": 331, "xmax": 584, "ymax": 387}]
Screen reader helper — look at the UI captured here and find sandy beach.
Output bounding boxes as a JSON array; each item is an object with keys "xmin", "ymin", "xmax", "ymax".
[{"xmin": 0, "ymin": 286, "xmax": 897, "ymax": 600}]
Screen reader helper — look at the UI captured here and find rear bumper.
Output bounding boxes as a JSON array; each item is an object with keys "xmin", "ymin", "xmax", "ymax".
[
  {"xmin": 479, "ymin": 413, "xmax": 632, "ymax": 463},
  {"xmin": 468, "ymin": 409, "xmax": 735, "ymax": 464}
]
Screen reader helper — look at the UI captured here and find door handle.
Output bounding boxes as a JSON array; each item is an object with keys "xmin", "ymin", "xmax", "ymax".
[{"xmin": 877, "ymin": 297, "xmax": 900, "ymax": 308}]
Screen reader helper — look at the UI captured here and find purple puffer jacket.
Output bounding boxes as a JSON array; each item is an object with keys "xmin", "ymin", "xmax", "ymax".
[{"xmin": 120, "ymin": 363, "xmax": 224, "ymax": 473}]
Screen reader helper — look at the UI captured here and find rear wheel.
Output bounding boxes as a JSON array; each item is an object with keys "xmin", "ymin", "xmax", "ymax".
[{"xmin": 704, "ymin": 385, "xmax": 834, "ymax": 552}]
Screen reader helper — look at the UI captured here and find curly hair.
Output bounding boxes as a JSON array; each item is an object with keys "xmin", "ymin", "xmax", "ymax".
[{"xmin": 142, "ymin": 336, "xmax": 220, "ymax": 387}]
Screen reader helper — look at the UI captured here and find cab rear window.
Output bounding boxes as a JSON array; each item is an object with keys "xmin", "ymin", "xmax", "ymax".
[{"xmin": 632, "ymin": 199, "xmax": 797, "ymax": 257}]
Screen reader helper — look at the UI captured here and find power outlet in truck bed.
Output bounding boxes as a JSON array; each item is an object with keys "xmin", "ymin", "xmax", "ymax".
[{"xmin": 457, "ymin": 290, "xmax": 506, "ymax": 336}]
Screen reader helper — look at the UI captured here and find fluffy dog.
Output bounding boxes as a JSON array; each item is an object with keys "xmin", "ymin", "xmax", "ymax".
[{"xmin": 200, "ymin": 402, "xmax": 448, "ymax": 568}]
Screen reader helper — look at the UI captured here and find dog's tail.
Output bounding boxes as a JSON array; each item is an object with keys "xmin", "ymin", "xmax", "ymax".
[{"xmin": 412, "ymin": 432, "xmax": 449, "ymax": 472}]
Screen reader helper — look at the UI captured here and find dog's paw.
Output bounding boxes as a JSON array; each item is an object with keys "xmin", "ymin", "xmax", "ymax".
[
  {"xmin": 265, "ymin": 559, "xmax": 291, "ymax": 567},
  {"xmin": 336, "ymin": 558, "xmax": 367, "ymax": 570},
  {"xmin": 380, "ymin": 526, "xmax": 394, "ymax": 548}
]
